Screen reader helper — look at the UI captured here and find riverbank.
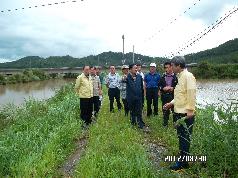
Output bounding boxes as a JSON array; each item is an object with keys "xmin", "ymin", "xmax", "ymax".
[
  {"xmin": 0, "ymin": 69, "xmax": 64, "ymax": 85},
  {"xmin": 190, "ymin": 62, "xmax": 238, "ymax": 79},
  {"xmin": 0, "ymin": 84, "xmax": 83, "ymax": 177},
  {"xmin": 0, "ymin": 84, "xmax": 237, "ymax": 177}
]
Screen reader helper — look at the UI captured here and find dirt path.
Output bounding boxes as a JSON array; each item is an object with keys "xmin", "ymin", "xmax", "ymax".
[
  {"xmin": 58, "ymin": 130, "xmax": 89, "ymax": 177},
  {"xmin": 143, "ymin": 128, "xmax": 167, "ymax": 169}
]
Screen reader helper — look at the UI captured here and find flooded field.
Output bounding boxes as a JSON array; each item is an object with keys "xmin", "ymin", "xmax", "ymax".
[{"xmin": 0, "ymin": 79, "xmax": 237, "ymax": 108}]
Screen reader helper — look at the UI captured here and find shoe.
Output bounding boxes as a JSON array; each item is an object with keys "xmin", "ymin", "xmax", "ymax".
[
  {"xmin": 163, "ymin": 124, "xmax": 168, "ymax": 128},
  {"xmin": 170, "ymin": 161, "xmax": 189, "ymax": 171},
  {"xmin": 143, "ymin": 126, "xmax": 151, "ymax": 133}
]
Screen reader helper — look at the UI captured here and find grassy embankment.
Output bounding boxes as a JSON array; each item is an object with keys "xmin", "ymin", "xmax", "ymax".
[
  {"xmin": 0, "ymin": 84, "xmax": 237, "ymax": 177},
  {"xmin": 0, "ymin": 84, "xmax": 83, "ymax": 177}
]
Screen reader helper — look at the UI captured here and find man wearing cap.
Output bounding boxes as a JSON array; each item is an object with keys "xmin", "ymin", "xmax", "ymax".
[
  {"xmin": 120, "ymin": 65, "xmax": 130, "ymax": 116},
  {"xmin": 144, "ymin": 63, "xmax": 161, "ymax": 117},
  {"xmin": 105, "ymin": 65, "xmax": 122, "ymax": 112},
  {"xmin": 163, "ymin": 56, "xmax": 196, "ymax": 171}
]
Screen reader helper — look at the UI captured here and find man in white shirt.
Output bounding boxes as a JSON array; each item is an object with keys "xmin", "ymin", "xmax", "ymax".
[{"xmin": 105, "ymin": 65, "xmax": 122, "ymax": 112}]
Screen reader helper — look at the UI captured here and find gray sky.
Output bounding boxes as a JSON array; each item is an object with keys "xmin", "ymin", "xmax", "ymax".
[{"xmin": 0, "ymin": 0, "xmax": 237, "ymax": 62}]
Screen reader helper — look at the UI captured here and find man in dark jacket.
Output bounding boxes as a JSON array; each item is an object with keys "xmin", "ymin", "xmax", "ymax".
[
  {"xmin": 159, "ymin": 61, "xmax": 178, "ymax": 127},
  {"xmin": 126, "ymin": 64, "xmax": 144, "ymax": 129}
]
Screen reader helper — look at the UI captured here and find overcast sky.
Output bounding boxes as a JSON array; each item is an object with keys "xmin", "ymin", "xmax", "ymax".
[{"xmin": 0, "ymin": 0, "xmax": 237, "ymax": 62}]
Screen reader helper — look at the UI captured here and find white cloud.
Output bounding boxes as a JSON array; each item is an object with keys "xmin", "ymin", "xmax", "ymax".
[{"xmin": 0, "ymin": 0, "xmax": 237, "ymax": 61}]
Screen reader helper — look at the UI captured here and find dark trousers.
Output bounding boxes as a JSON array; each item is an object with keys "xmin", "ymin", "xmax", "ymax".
[
  {"xmin": 80, "ymin": 98, "xmax": 93, "ymax": 125},
  {"xmin": 122, "ymin": 98, "xmax": 129, "ymax": 116},
  {"xmin": 146, "ymin": 87, "xmax": 158, "ymax": 116},
  {"xmin": 128, "ymin": 99, "xmax": 144, "ymax": 128},
  {"xmin": 92, "ymin": 96, "xmax": 100, "ymax": 116},
  {"xmin": 174, "ymin": 113, "xmax": 195, "ymax": 161},
  {"xmin": 108, "ymin": 88, "xmax": 122, "ymax": 112},
  {"xmin": 161, "ymin": 93, "xmax": 174, "ymax": 126}
]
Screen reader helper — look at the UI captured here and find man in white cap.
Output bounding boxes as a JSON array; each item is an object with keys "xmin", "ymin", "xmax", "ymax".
[
  {"xmin": 120, "ymin": 65, "xmax": 130, "ymax": 116},
  {"xmin": 144, "ymin": 63, "xmax": 161, "ymax": 117}
]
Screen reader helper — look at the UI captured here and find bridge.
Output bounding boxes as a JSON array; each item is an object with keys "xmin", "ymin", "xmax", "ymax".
[
  {"xmin": 0, "ymin": 63, "xmax": 197, "ymax": 76},
  {"xmin": 0, "ymin": 67, "xmax": 84, "ymax": 76}
]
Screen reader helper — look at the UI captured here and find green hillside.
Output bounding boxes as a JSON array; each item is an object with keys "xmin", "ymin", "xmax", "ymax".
[
  {"xmin": 185, "ymin": 38, "xmax": 238, "ymax": 63},
  {"xmin": 0, "ymin": 38, "xmax": 238, "ymax": 69},
  {"xmin": 0, "ymin": 52, "xmax": 166, "ymax": 69}
]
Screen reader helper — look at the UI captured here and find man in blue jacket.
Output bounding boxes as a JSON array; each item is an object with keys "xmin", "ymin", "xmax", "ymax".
[
  {"xmin": 126, "ymin": 64, "xmax": 145, "ymax": 129},
  {"xmin": 144, "ymin": 63, "xmax": 161, "ymax": 117}
]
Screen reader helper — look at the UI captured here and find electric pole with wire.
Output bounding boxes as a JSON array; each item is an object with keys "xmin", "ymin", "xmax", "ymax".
[{"xmin": 122, "ymin": 34, "xmax": 125, "ymax": 64}]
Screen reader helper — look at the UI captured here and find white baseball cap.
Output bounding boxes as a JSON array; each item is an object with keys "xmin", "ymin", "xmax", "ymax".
[
  {"xmin": 121, "ymin": 65, "xmax": 129, "ymax": 69},
  {"xmin": 150, "ymin": 63, "xmax": 156, "ymax": 67}
]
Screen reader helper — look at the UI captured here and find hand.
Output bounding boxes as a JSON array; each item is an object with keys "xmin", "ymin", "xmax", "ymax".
[
  {"xmin": 99, "ymin": 90, "xmax": 102, "ymax": 96},
  {"xmin": 163, "ymin": 86, "xmax": 169, "ymax": 91},
  {"xmin": 186, "ymin": 110, "xmax": 194, "ymax": 118},
  {"xmin": 163, "ymin": 102, "xmax": 173, "ymax": 110},
  {"xmin": 169, "ymin": 87, "xmax": 174, "ymax": 92},
  {"xmin": 158, "ymin": 91, "xmax": 161, "ymax": 97}
]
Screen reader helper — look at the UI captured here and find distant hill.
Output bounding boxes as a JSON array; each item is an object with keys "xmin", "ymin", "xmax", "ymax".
[
  {"xmin": 0, "ymin": 52, "xmax": 165, "ymax": 69},
  {"xmin": 0, "ymin": 38, "xmax": 237, "ymax": 69},
  {"xmin": 185, "ymin": 38, "xmax": 238, "ymax": 63}
]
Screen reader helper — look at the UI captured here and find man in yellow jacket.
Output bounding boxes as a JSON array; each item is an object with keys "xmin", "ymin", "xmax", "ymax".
[
  {"xmin": 164, "ymin": 56, "xmax": 196, "ymax": 171},
  {"xmin": 75, "ymin": 66, "xmax": 93, "ymax": 125}
]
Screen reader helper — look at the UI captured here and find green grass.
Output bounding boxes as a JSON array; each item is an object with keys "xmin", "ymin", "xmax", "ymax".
[
  {"xmin": 74, "ymin": 97, "xmax": 184, "ymax": 178},
  {"xmin": 74, "ymin": 101, "xmax": 157, "ymax": 178},
  {"xmin": 0, "ymin": 84, "xmax": 83, "ymax": 177},
  {"xmin": 146, "ymin": 102, "xmax": 238, "ymax": 178},
  {"xmin": 1, "ymin": 83, "xmax": 237, "ymax": 177}
]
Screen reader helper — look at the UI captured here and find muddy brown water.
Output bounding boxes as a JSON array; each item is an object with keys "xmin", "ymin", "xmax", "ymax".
[{"xmin": 0, "ymin": 79, "xmax": 237, "ymax": 108}]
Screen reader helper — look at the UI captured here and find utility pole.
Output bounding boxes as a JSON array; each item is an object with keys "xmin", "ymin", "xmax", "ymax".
[
  {"xmin": 132, "ymin": 45, "xmax": 135, "ymax": 63},
  {"xmin": 97, "ymin": 55, "xmax": 99, "ymax": 66},
  {"xmin": 122, "ymin": 34, "xmax": 125, "ymax": 64}
]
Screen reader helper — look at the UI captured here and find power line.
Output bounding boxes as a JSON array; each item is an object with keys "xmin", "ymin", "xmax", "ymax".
[
  {"xmin": 168, "ymin": 6, "xmax": 238, "ymax": 58},
  {"xmin": 0, "ymin": 0, "xmax": 83, "ymax": 14},
  {"xmin": 144, "ymin": 0, "xmax": 202, "ymax": 43}
]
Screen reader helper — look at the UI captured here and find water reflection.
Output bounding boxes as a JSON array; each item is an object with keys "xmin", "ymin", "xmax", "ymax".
[{"xmin": 0, "ymin": 79, "xmax": 74, "ymax": 107}]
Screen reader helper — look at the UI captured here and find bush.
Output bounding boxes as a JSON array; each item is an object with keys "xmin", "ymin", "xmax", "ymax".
[
  {"xmin": 0, "ymin": 74, "xmax": 6, "ymax": 85},
  {"xmin": 191, "ymin": 104, "xmax": 238, "ymax": 177},
  {"xmin": 192, "ymin": 62, "xmax": 238, "ymax": 79},
  {"xmin": 32, "ymin": 69, "xmax": 49, "ymax": 80},
  {"xmin": 7, "ymin": 75, "xmax": 17, "ymax": 84}
]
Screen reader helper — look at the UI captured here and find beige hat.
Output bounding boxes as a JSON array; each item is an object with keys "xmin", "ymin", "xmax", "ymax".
[
  {"xmin": 150, "ymin": 63, "xmax": 156, "ymax": 67},
  {"xmin": 121, "ymin": 65, "xmax": 129, "ymax": 69}
]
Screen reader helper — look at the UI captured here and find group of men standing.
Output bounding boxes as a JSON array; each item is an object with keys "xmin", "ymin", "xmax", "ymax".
[
  {"xmin": 104, "ymin": 62, "xmax": 176, "ymax": 129},
  {"xmin": 74, "ymin": 56, "xmax": 196, "ymax": 171}
]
